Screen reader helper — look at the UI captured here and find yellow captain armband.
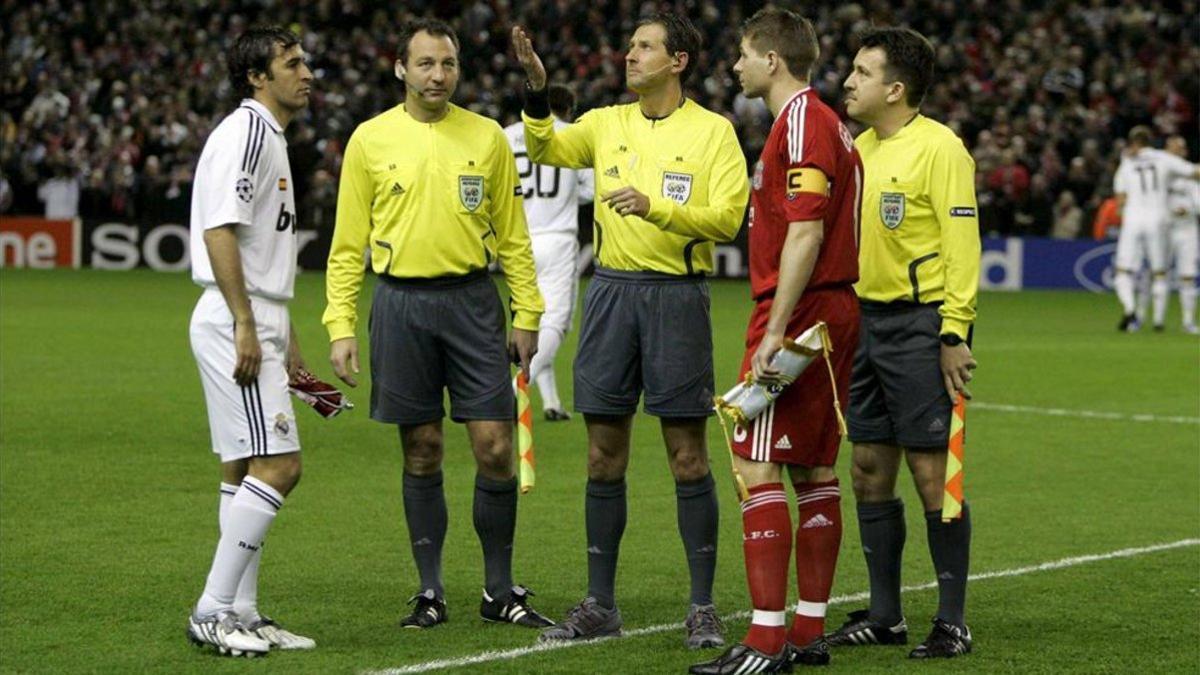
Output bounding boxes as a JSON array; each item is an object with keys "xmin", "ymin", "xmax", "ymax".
[{"xmin": 785, "ymin": 168, "xmax": 829, "ymax": 196}]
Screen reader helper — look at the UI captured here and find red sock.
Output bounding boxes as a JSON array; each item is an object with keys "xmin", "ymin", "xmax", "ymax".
[
  {"xmin": 789, "ymin": 479, "xmax": 842, "ymax": 646},
  {"xmin": 741, "ymin": 483, "xmax": 791, "ymax": 654}
]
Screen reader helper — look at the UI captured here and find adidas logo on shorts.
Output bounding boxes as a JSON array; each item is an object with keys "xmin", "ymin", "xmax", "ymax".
[{"xmin": 774, "ymin": 435, "xmax": 792, "ymax": 450}]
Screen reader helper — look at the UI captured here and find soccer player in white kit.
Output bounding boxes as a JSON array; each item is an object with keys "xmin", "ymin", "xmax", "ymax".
[
  {"xmin": 503, "ymin": 85, "xmax": 594, "ymax": 420},
  {"xmin": 1165, "ymin": 135, "xmax": 1200, "ymax": 334},
  {"xmin": 1112, "ymin": 126, "xmax": 1200, "ymax": 332},
  {"xmin": 186, "ymin": 26, "xmax": 316, "ymax": 656}
]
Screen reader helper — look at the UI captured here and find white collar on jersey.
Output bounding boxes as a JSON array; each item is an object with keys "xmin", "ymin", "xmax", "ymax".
[
  {"xmin": 238, "ymin": 98, "xmax": 284, "ymax": 134},
  {"xmin": 774, "ymin": 86, "xmax": 813, "ymax": 120}
]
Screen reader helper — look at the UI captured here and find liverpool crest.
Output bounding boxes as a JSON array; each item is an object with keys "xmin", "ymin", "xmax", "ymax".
[
  {"xmin": 459, "ymin": 175, "xmax": 484, "ymax": 212},
  {"xmin": 880, "ymin": 192, "xmax": 905, "ymax": 229}
]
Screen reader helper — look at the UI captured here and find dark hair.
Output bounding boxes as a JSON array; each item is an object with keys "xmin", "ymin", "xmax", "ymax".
[
  {"xmin": 398, "ymin": 18, "xmax": 459, "ymax": 65},
  {"xmin": 1128, "ymin": 125, "xmax": 1153, "ymax": 146},
  {"xmin": 229, "ymin": 26, "xmax": 300, "ymax": 100},
  {"xmin": 547, "ymin": 84, "xmax": 576, "ymax": 119},
  {"xmin": 741, "ymin": 7, "xmax": 819, "ymax": 81},
  {"xmin": 858, "ymin": 27, "xmax": 934, "ymax": 107},
  {"xmin": 636, "ymin": 12, "xmax": 703, "ymax": 83}
]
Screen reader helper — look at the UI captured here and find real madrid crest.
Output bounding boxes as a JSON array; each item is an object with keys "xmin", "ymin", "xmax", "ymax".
[
  {"xmin": 274, "ymin": 413, "xmax": 290, "ymax": 437},
  {"xmin": 459, "ymin": 175, "xmax": 484, "ymax": 212},
  {"xmin": 662, "ymin": 171, "xmax": 693, "ymax": 205},
  {"xmin": 880, "ymin": 192, "xmax": 905, "ymax": 229}
]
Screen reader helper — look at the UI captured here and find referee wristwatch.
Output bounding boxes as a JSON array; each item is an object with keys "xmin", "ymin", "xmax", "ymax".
[{"xmin": 939, "ymin": 333, "xmax": 965, "ymax": 347}]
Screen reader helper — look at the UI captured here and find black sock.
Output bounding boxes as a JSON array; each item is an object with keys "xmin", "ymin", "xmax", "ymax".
[
  {"xmin": 402, "ymin": 471, "xmax": 447, "ymax": 598},
  {"xmin": 675, "ymin": 472, "xmax": 718, "ymax": 606},
  {"xmin": 857, "ymin": 498, "xmax": 905, "ymax": 625},
  {"xmin": 586, "ymin": 478, "xmax": 627, "ymax": 609},
  {"xmin": 473, "ymin": 474, "xmax": 518, "ymax": 602},
  {"xmin": 926, "ymin": 501, "xmax": 971, "ymax": 628}
]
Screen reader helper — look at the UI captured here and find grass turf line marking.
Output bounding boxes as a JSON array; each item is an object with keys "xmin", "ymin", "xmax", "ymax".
[
  {"xmin": 365, "ymin": 538, "xmax": 1199, "ymax": 674},
  {"xmin": 972, "ymin": 402, "xmax": 1199, "ymax": 425}
]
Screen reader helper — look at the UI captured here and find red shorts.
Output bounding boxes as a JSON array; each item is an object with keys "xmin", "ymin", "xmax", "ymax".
[{"xmin": 730, "ymin": 287, "xmax": 859, "ymax": 467}]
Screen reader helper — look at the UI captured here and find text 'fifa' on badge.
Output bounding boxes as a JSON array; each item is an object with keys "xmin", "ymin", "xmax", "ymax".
[
  {"xmin": 459, "ymin": 175, "xmax": 484, "ymax": 212},
  {"xmin": 662, "ymin": 171, "xmax": 693, "ymax": 205},
  {"xmin": 880, "ymin": 192, "xmax": 905, "ymax": 229}
]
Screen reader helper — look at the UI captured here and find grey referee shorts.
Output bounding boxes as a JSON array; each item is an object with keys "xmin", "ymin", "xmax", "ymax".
[
  {"xmin": 847, "ymin": 301, "xmax": 952, "ymax": 449},
  {"xmin": 368, "ymin": 271, "xmax": 513, "ymax": 425},
  {"xmin": 574, "ymin": 267, "xmax": 714, "ymax": 418}
]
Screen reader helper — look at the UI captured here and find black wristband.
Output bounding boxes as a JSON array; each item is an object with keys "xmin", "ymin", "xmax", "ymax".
[
  {"xmin": 523, "ymin": 82, "xmax": 550, "ymax": 119},
  {"xmin": 939, "ymin": 333, "xmax": 964, "ymax": 347}
]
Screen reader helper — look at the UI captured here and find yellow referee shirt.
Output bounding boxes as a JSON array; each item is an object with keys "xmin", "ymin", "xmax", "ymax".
[
  {"xmin": 324, "ymin": 103, "xmax": 543, "ymax": 341},
  {"xmin": 522, "ymin": 99, "xmax": 748, "ymax": 275},
  {"xmin": 855, "ymin": 115, "xmax": 980, "ymax": 339}
]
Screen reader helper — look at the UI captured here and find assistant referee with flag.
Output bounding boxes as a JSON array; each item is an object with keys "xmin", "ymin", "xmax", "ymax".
[
  {"xmin": 825, "ymin": 27, "xmax": 981, "ymax": 660},
  {"xmin": 324, "ymin": 18, "xmax": 552, "ymax": 631}
]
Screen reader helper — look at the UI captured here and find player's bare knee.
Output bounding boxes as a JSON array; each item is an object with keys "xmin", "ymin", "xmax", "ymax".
[
  {"xmin": 667, "ymin": 448, "xmax": 710, "ymax": 482},
  {"xmin": 249, "ymin": 452, "xmax": 302, "ymax": 495},
  {"xmin": 792, "ymin": 464, "xmax": 836, "ymax": 484},
  {"xmin": 587, "ymin": 446, "xmax": 627, "ymax": 482},
  {"xmin": 473, "ymin": 438, "xmax": 514, "ymax": 477}
]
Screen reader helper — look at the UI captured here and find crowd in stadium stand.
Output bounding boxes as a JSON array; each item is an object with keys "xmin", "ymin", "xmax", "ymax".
[{"xmin": 3, "ymin": 0, "xmax": 1197, "ymax": 239}]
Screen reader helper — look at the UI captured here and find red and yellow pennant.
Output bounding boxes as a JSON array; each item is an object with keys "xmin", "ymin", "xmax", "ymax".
[
  {"xmin": 942, "ymin": 394, "xmax": 966, "ymax": 522},
  {"xmin": 516, "ymin": 371, "xmax": 536, "ymax": 494}
]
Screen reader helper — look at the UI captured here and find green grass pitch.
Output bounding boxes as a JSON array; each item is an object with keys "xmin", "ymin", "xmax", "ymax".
[{"xmin": 1, "ymin": 269, "xmax": 1197, "ymax": 673}]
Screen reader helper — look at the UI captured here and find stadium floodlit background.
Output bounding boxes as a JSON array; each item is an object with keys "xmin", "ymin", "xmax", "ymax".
[{"xmin": 1, "ymin": 1, "xmax": 1197, "ymax": 673}]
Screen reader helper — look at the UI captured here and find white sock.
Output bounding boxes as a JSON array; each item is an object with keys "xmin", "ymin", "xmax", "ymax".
[
  {"xmin": 196, "ymin": 477, "xmax": 282, "ymax": 617},
  {"xmin": 218, "ymin": 482, "xmax": 263, "ymax": 624},
  {"xmin": 530, "ymin": 327, "xmax": 565, "ymax": 411},
  {"xmin": 1151, "ymin": 275, "xmax": 1169, "ymax": 326},
  {"xmin": 1180, "ymin": 280, "xmax": 1197, "ymax": 327},
  {"xmin": 1136, "ymin": 272, "xmax": 1152, "ymax": 321},
  {"xmin": 1114, "ymin": 271, "xmax": 1136, "ymax": 315}
]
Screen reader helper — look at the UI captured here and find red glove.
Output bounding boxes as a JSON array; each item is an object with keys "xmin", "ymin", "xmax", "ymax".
[{"xmin": 289, "ymin": 368, "xmax": 354, "ymax": 419}]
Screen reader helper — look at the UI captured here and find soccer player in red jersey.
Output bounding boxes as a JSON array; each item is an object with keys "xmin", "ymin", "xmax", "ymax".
[{"xmin": 691, "ymin": 8, "xmax": 862, "ymax": 674}]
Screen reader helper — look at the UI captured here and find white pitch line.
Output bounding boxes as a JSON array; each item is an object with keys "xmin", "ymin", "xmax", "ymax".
[
  {"xmin": 365, "ymin": 538, "xmax": 1199, "ymax": 675},
  {"xmin": 971, "ymin": 402, "xmax": 1200, "ymax": 425}
]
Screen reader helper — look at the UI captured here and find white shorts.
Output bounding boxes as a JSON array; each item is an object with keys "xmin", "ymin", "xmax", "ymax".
[
  {"xmin": 532, "ymin": 232, "xmax": 579, "ymax": 335},
  {"xmin": 1170, "ymin": 222, "xmax": 1198, "ymax": 278},
  {"xmin": 189, "ymin": 288, "xmax": 300, "ymax": 461},
  {"xmin": 1115, "ymin": 217, "xmax": 1170, "ymax": 273}
]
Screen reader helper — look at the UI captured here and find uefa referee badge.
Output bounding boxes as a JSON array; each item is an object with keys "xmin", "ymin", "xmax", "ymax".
[{"xmin": 880, "ymin": 192, "xmax": 905, "ymax": 229}]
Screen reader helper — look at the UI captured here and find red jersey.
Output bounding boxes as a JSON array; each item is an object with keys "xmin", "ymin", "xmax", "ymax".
[{"xmin": 748, "ymin": 87, "xmax": 862, "ymax": 299}]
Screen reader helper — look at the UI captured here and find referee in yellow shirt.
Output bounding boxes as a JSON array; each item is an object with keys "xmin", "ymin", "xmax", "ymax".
[
  {"xmin": 824, "ymin": 28, "xmax": 980, "ymax": 659},
  {"xmin": 512, "ymin": 13, "xmax": 748, "ymax": 647},
  {"xmin": 323, "ymin": 19, "xmax": 552, "ymax": 631}
]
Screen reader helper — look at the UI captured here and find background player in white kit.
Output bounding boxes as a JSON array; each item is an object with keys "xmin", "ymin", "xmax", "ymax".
[
  {"xmin": 1112, "ymin": 126, "xmax": 1200, "ymax": 332},
  {"xmin": 1165, "ymin": 135, "xmax": 1200, "ymax": 334},
  {"xmin": 186, "ymin": 26, "xmax": 316, "ymax": 656},
  {"xmin": 504, "ymin": 85, "xmax": 594, "ymax": 420}
]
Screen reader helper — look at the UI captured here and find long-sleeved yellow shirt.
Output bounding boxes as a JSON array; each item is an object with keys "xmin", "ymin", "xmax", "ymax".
[
  {"xmin": 324, "ymin": 103, "xmax": 543, "ymax": 341},
  {"xmin": 854, "ymin": 115, "xmax": 980, "ymax": 339},
  {"xmin": 522, "ymin": 99, "xmax": 748, "ymax": 275}
]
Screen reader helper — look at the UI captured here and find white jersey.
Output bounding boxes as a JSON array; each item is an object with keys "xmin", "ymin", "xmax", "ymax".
[
  {"xmin": 1168, "ymin": 174, "xmax": 1200, "ymax": 228},
  {"xmin": 505, "ymin": 119, "xmax": 594, "ymax": 235},
  {"xmin": 1113, "ymin": 148, "xmax": 1198, "ymax": 224},
  {"xmin": 190, "ymin": 98, "xmax": 297, "ymax": 301}
]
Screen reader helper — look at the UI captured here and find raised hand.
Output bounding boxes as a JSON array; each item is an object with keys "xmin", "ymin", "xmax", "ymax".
[{"xmin": 511, "ymin": 26, "xmax": 547, "ymax": 91}]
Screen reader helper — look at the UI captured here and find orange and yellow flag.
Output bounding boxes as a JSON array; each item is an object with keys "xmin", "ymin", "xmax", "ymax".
[
  {"xmin": 516, "ymin": 371, "xmax": 536, "ymax": 494},
  {"xmin": 942, "ymin": 394, "xmax": 966, "ymax": 522}
]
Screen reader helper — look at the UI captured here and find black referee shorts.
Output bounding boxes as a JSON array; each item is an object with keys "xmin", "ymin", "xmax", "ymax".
[
  {"xmin": 573, "ymin": 268, "xmax": 714, "ymax": 418},
  {"xmin": 847, "ymin": 301, "xmax": 953, "ymax": 449},
  {"xmin": 368, "ymin": 271, "xmax": 513, "ymax": 425}
]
